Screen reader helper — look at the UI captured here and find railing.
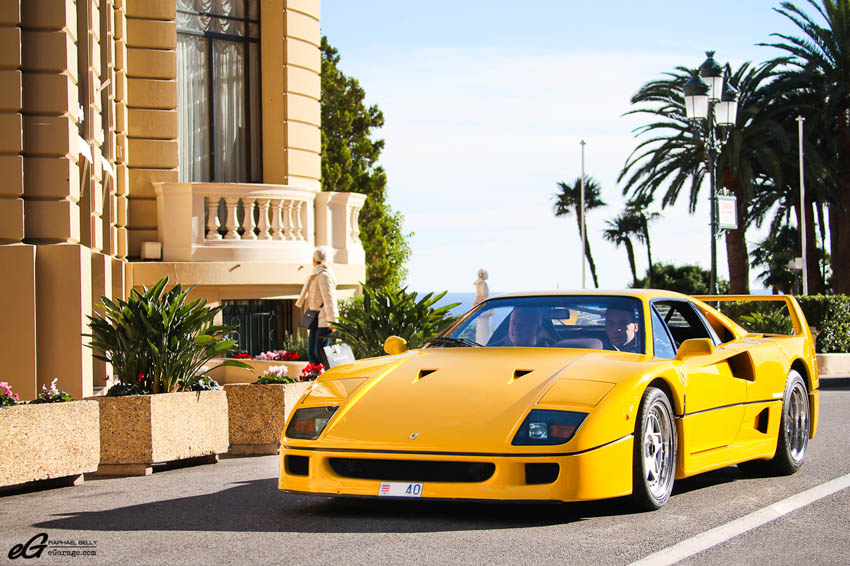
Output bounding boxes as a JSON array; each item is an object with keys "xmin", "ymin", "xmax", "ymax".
[{"xmin": 153, "ymin": 182, "xmax": 366, "ymax": 264}]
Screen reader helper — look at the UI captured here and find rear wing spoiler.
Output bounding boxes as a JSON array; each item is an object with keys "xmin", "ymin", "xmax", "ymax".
[{"xmin": 693, "ymin": 294, "xmax": 811, "ymax": 338}]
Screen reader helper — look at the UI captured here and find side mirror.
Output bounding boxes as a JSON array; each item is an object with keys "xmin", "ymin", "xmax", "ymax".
[
  {"xmin": 675, "ymin": 338, "xmax": 715, "ymax": 360},
  {"xmin": 384, "ymin": 335, "xmax": 408, "ymax": 355}
]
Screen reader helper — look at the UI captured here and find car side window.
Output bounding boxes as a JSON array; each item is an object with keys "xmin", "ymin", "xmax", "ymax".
[
  {"xmin": 651, "ymin": 308, "xmax": 677, "ymax": 359},
  {"xmin": 653, "ymin": 300, "xmax": 718, "ymax": 348}
]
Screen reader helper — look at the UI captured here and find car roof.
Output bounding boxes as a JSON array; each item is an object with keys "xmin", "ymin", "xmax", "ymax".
[{"xmin": 488, "ymin": 289, "xmax": 692, "ymax": 301}]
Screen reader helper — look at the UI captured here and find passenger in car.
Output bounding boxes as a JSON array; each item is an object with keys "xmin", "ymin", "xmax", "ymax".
[{"xmin": 604, "ymin": 306, "xmax": 641, "ymax": 353}]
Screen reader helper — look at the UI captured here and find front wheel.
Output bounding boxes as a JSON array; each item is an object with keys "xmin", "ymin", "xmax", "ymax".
[{"xmin": 632, "ymin": 387, "xmax": 677, "ymax": 511}]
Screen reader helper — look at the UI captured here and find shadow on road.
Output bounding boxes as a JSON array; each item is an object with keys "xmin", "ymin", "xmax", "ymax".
[
  {"xmin": 34, "ymin": 478, "xmax": 645, "ymax": 534},
  {"xmin": 820, "ymin": 377, "xmax": 850, "ymax": 391}
]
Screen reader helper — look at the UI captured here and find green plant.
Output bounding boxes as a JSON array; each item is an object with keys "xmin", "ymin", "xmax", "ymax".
[
  {"xmin": 255, "ymin": 364, "xmax": 298, "ymax": 384},
  {"xmin": 738, "ymin": 308, "xmax": 794, "ymax": 335},
  {"xmin": 331, "ymin": 285, "xmax": 459, "ymax": 358},
  {"xmin": 280, "ymin": 331, "xmax": 309, "ymax": 360},
  {"xmin": 188, "ymin": 376, "xmax": 221, "ymax": 391},
  {"xmin": 87, "ymin": 277, "xmax": 251, "ymax": 394},
  {"xmin": 256, "ymin": 375, "xmax": 299, "ymax": 384},
  {"xmin": 30, "ymin": 378, "xmax": 74, "ymax": 404}
]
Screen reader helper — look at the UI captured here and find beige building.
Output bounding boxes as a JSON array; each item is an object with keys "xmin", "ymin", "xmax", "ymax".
[{"xmin": 1, "ymin": 0, "xmax": 365, "ymax": 400}]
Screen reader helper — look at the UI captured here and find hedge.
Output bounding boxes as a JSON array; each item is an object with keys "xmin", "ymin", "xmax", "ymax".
[{"xmin": 717, "ymin": 294, "xmax": 850, "ymax": 353}]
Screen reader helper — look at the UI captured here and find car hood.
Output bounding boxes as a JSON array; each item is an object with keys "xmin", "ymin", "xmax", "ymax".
[{"xmin": 303, "ymin": 347, "xmax": 646, "ymax": 453}]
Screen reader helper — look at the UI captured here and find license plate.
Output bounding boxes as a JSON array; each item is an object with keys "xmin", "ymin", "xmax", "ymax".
[{"xmin": 378, "ymin": 482, "xmax": 423, "ymax": 498}]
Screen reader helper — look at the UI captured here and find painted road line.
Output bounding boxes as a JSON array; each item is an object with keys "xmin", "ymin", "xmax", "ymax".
[{"xmin": 629, "ymin": 472, "xmax": 850, "ymax": 566}]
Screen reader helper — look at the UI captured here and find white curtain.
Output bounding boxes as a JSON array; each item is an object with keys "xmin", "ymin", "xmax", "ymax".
[
  {"xmin": 177, "ymin": 34, "xmax": 210, "ymax": 182},
  {"xmin": 213, "ymin": 40, "xmax": 246, "ymax": 182}
]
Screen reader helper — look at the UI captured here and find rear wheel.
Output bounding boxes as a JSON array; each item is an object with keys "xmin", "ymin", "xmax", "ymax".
[
  {"xmin": 632, "ymin": 387, "xmax": 677, "ymax": 511},
  {"xmin": 740, "ymin": 369, "xmax": 809, "ymax": 476}
]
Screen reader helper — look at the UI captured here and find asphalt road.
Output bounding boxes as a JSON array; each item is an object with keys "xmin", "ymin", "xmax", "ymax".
[{"xmin": 1, "ymin": 379, "xmax": 849, "ymax": 566}]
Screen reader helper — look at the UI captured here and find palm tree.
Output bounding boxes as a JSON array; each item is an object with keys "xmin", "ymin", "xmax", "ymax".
[
  {"xmin": 553, "ymin": 177, "xmax": 607, "ymax": 288},
  {"xmin": 619, "ymin": 60, "xmax": 789, "ymax": 294},
  {"xmin": 603, "ymin": 212, "xmax": 642, "ymax": 286},
  {"xmin": 624, "ymin": 194, "xmax": 661, "ymax": 288},
  {"xmin": 761, "ymin": 0, "xmax": 850, "ymax": 293}
]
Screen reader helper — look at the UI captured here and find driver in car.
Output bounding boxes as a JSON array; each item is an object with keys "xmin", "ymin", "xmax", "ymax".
[{"xmin": 604, "ymin": 306, "xmax": 641, "ymax": 353}]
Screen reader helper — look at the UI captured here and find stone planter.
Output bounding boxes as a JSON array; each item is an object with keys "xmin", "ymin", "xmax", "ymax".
[
  {"xmin": 816, "ymin": 353, "xmax": 850, "ymax": 378},
  {"xmin": 0, "ymin": 401, "xmax": 99, "ymax": 488},
  {"xmin": 92, "ymin": 390, "xmax": 228, "ymax": 476},
  {"xmin": 206, "ymin": 358, "xmax": 309, "ymax": 384},
  {"xmin": 224, "ymin": 382, "xmax": 312, "ymax": 455}
]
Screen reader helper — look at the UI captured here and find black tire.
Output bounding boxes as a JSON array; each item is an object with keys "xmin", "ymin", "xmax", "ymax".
[
  {"xmin": 766, "ymin": 370, "xmax": 809, "ymax": 475},
  {"xmin": 632, "ymin": 387, "xmax": 677, "ymax": 511}
]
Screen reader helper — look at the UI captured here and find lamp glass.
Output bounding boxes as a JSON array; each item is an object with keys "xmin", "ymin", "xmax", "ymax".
[
  {"xmin": 715, "ymin": 99, "xmax": 738, "ymax": 126},
  {"xmin": 706, "ymin": 75, "xmax": 724, "ymax": 101},
  {"xmin": 685, "ymin": 94, "xmax": 709, "ymax": 120}
]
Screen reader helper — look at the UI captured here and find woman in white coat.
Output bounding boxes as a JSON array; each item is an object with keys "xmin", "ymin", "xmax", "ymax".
[{"xmin": 295, "ymin": 247, "xmax": 339, "ymax": 365}]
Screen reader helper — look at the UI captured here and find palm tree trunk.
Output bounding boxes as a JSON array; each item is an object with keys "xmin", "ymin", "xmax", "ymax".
[
  {"xmin": 586, "ymin": 239, "xmax": 600, "ymax": 288},
  {"xmin": 833, "ymin": 110, "xmax": 850, "ymax": 294},
  {"xmin": 805, "ymin": 196, "xmax": 824, "ymax": 294},
  {"xmin": 644, "ymin": 223, "xmax": 654, "ymax": 288},
  {"xmin": 625, "ymin": 239, "xmax": 637, "ymax": 286}
]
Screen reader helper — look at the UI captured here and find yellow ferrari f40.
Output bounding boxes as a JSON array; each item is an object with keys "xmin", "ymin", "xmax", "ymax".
[{"xmin": 279, "ymin": 290, "xmax": 818, "ymax": 510}]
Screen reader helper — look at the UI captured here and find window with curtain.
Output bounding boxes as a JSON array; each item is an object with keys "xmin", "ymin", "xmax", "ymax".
[{"xmin": 177, "ymin": 0, "xmax": 261, "ymax": 183}]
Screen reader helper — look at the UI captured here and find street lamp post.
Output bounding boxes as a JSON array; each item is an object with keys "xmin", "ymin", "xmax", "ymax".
[{"xmin": 682, "ymin": 51, "xmax": 738, "ymax": 295}]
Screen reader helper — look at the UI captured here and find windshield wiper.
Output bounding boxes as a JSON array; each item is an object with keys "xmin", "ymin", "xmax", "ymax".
[{"xmin": 425, "ymin": 336, "xmax": 482, "ymax": 348}]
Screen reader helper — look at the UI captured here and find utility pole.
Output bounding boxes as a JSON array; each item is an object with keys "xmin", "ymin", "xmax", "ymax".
[{"xmin": 580, "ymin": 140, "xmax": 586, "ymax": 289}]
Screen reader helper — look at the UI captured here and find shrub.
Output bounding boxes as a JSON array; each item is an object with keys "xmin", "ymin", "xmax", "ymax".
[
  {"xmin": 797, "ymin": 295, "xmax": 850, "ymax": 354},
  {"xmin": 88, "ymin": 277, "xmax": 251, "ymax": 394},
  {"xmin": 332, "ymin": 285, "xmax": 459, "ymax": 358},
  {"xmin": 718, "ymin": 294, "xmax": 850, "ymax": 353}
]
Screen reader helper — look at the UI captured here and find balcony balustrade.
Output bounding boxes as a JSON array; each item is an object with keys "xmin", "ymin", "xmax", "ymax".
[{"xmin": 153, "ymin": 183, "xmax": 365, "ymax": 265}]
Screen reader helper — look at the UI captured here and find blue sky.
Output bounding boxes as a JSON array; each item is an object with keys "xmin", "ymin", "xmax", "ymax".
[{"xmin": 320, "ymin": 1, "xmax": 805, "ymax": 293}]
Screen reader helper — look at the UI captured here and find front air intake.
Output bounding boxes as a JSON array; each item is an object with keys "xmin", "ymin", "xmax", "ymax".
[
  {"xmin": 525, "ymin": 463, "xmax": 559, "ymax": 484},
  {"xmin": 329, "ymin": 458, "xmax": 495, "ymax": 483}
]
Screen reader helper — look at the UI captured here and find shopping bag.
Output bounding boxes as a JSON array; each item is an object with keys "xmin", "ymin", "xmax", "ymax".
[{"xmin": 323, "ymin": 342, "xmax": 355, "ymax": 368}]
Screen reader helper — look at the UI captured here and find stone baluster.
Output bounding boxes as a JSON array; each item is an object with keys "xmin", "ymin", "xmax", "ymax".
[
  {"xmin": 242, "ymin": 198, "xmax": 258, "ymax": 240},
  {"xmin": 270, "ymin": 199, "xmax": 283, "ymax": 239},
  {"xmin": 283, "ymin": 200, "xmax": 295, "ymax": 240},
  {"xmin": 256, "ymin": 199, "xmax": 271, "ymax": 240},
  {"xmin": 224, "ymin": 197, "xmax": 241, "ymax": 240},
  {"xmin": 349, "ymin": 205, "xmax": 361, "ymax": 241},
  {"xmin": 295, "ymin": 200, "xmax": 305, "ymax": 240},
  {"xmin": 206, "ymin": 197, "xmax": 222, "ymax": 240}
]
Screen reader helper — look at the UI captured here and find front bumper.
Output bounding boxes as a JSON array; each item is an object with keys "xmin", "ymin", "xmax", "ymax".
[{"xmin": 278, "ymin": 436, "xmax": 634, "ymax": 503}]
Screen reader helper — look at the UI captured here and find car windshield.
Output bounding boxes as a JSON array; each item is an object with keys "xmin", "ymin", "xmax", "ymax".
[{"xmin": 437, "ymin": 295, "xmax": 645, "ymax": 354}]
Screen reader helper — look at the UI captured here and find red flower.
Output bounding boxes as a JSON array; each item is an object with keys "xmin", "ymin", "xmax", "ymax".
[
  {"xmin": 234, "ymin": 352, "xmax": 252, "ymax": 359},
  {"xmin": 137, "ymin": 372, "xmax": 145, "ymax": 383}
]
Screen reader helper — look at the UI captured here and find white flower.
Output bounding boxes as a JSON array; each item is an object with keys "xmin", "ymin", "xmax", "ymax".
[{"xmin": 264, "ymin": 365, "xmax": 288, "ymax": 378}]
